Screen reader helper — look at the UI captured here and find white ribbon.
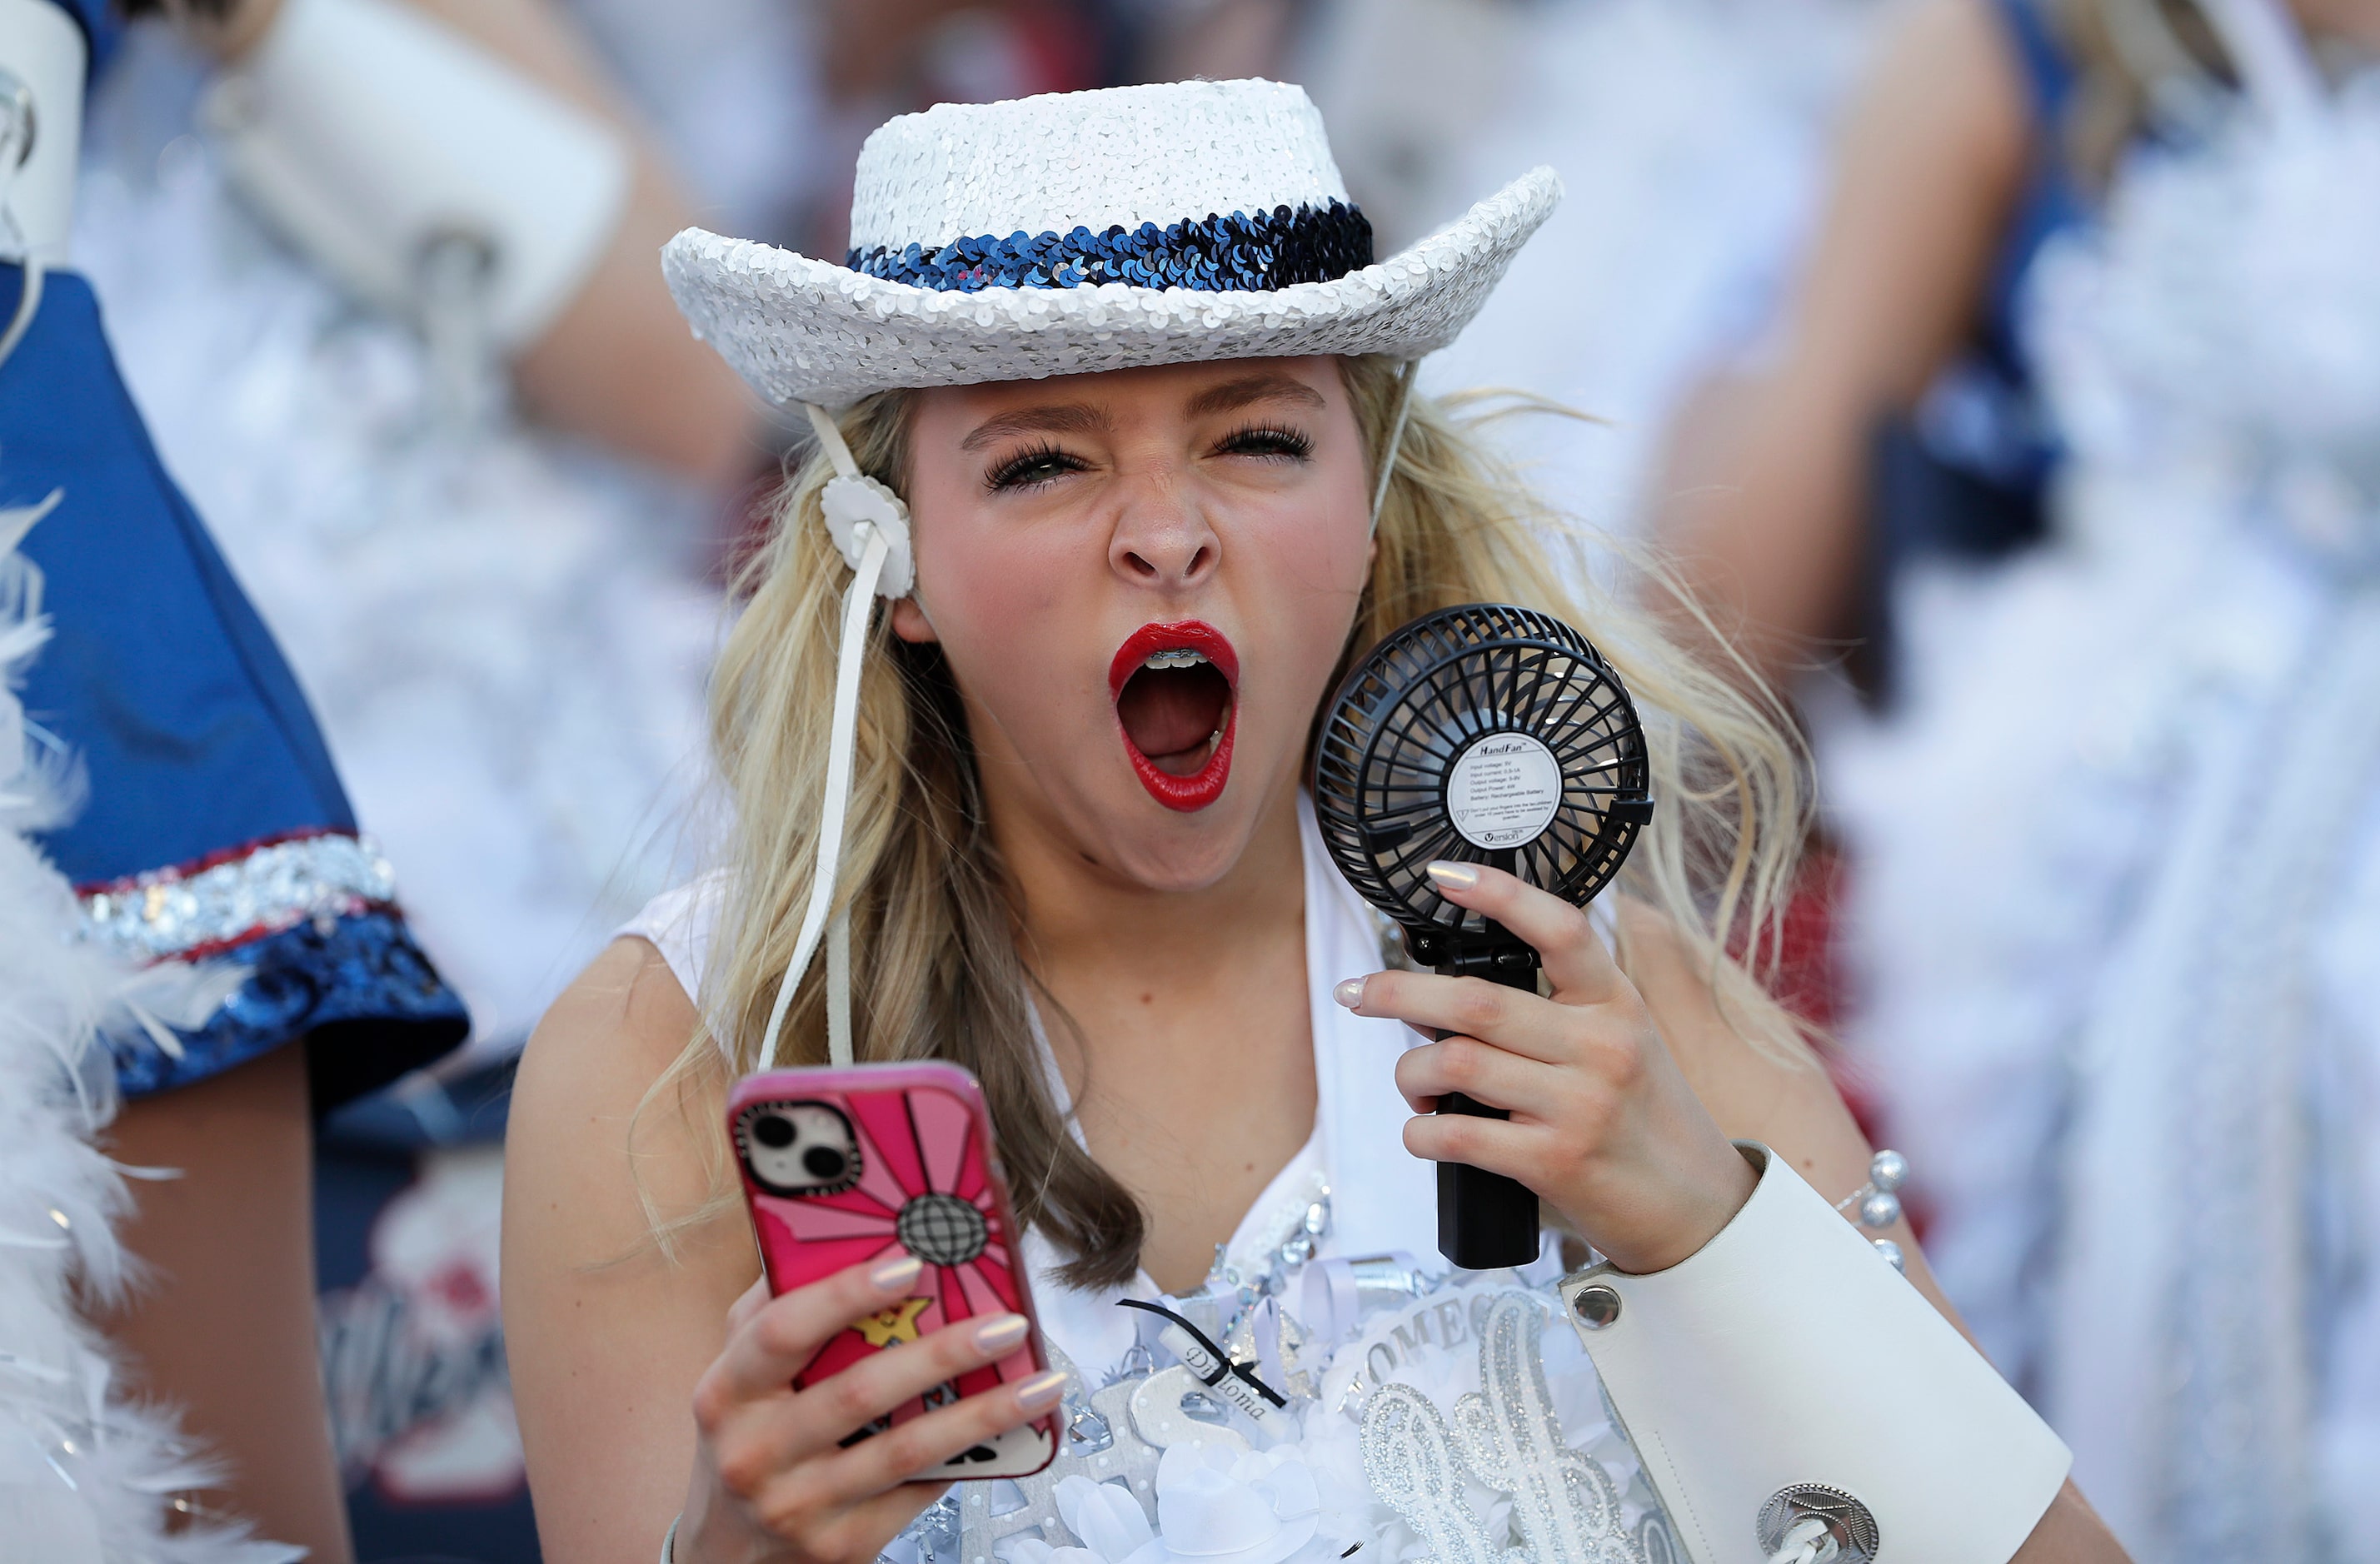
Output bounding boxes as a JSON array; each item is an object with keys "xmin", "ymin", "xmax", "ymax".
[
  {"xmin": 1369, "ymin": 358, "xmax": 1420, "ymax": 534},
  {"xmin": 756, "ymin": 406, "xmax": 912, "ymax": 1071},
  {"xmin": 805, "ymin": 401, "xmax": 916, "ymax": 594}
]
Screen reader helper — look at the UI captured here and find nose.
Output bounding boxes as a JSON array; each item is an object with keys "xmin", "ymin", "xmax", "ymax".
[{"xmin": 1108, "ymin": 465, "xmax": 1219, "ymax": 593}]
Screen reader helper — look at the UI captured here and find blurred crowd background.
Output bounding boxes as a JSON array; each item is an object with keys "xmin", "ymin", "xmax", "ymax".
[{"xmin": 16, "ymin": 0, "xmax": 2380, "ymax": 1557}]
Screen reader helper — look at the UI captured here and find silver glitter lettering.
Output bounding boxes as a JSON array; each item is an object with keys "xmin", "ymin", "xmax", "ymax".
[
  {"xmin": 1452, "ymin": 1294, "xmax": 1639, "ymax": 1564},
  {"xmin": 1359, "ymin": 1383, "xmax": 1511, "ymax": 1564}
]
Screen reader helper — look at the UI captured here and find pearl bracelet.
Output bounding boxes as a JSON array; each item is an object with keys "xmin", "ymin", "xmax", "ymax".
[{"xmin": 1834, "ymin": 1149, "xmax": 1910, "ymax": 1273}]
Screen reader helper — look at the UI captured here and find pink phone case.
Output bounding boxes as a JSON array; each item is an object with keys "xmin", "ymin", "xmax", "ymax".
[{"xmin": 727, "ymin": 1062, "xmax": 1058, "ymax": 1480}]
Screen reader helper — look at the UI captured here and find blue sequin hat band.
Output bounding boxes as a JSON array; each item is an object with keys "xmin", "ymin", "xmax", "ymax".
[
  {"xmin": 847, "ymin": 200, "xmax": 1375, "ymax": 296},
  {"xmin": 662, "ymin": 79, "xmax": 1560, "ymax": 406}
]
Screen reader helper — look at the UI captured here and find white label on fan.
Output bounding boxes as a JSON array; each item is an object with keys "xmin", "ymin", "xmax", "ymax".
[{"xmin": 1445, "ymin": 733, "xmax": 1564, "ymax": 849}]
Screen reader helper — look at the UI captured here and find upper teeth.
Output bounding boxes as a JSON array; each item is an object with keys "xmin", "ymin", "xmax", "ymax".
[{"xmin": 1142, "ymin": 650, "xmax": 1210, "ymax": 670}]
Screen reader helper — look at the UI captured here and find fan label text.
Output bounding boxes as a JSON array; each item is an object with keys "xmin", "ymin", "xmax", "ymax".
[{"xmin": 1445, "ymin": 734, "xmax": 1563, "ymax": 849}]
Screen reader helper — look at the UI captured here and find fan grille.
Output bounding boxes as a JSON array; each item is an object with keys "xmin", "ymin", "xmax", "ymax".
[{"xmin": 1312, "ymin": 604, "xmax": 1651, "ymax": 938}]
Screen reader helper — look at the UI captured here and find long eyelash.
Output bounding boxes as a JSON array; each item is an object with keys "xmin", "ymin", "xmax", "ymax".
[
  {"xmin": 986, "ymin": 441, "xmax": 1085, "ymax": 491},
  {"xmin": 1218, "ymin": 423, "xmax": 1315, "ymax": 460}
]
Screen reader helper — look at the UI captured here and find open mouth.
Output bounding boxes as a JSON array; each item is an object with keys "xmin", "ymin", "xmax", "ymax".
[{"xmin": 1109, "ymin": 621, "xmax": 1239, "ymax": 812}]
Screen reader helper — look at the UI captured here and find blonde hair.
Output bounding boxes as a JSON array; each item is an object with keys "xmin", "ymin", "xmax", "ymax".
[{"xmin": 651, "ymin": 354, "xmax": 1813, "ymax": 1288}]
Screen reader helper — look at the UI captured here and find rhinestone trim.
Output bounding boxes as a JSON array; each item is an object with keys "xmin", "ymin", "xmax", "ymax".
[
  {"xmin": 79, "ymin": 830, "xmax": 399, "ymax": 964},
  {"xmin": 846, "ymin": 201, "xmax": 1374, "ymax": 295}
]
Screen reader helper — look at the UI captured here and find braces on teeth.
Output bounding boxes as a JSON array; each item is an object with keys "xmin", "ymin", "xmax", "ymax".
[{"xmin": 1140, "ymin": 649, "xmax": 1210, "ymax": 670}]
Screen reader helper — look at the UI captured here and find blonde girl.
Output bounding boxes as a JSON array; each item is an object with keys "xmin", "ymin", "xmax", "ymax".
[{"xmin": 501, "ymin": 79, "xmax": 2123, "ymax": 1564}]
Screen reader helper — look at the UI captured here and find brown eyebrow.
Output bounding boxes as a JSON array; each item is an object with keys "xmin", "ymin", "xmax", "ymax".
[
  {"xmin": 955, "ymin": 373, "xmax": 1324, "ymax": 454},
  {"xmin": 958, "ymin": 403, "xmax": 1112, "ymax": 452},
  {"xmin": 1185, "ymin": 372, "xmax": 1327, "ymax": 420}
]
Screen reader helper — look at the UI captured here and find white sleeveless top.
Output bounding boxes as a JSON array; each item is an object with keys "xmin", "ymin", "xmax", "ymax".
[{"xmin": 619, "ymin": 795, "xmax": 1554, "ymax": 1378}]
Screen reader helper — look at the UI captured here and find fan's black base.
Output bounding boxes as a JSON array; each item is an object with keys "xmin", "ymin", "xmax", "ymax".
[{"xmin": 1436, "ymin": 1092, "xmax": 1541, "ymax": 1269}]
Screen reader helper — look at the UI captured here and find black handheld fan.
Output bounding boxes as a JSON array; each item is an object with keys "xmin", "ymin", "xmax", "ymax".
[{"xmin": 1312, "ymin": 603, "xmax": 1655, "ymax": 1268}]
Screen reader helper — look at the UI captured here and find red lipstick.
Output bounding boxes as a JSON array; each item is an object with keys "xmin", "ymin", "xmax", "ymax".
[{"xmin": 1110, "ymin": 621, "xmax": 1239, "ymax": 812}]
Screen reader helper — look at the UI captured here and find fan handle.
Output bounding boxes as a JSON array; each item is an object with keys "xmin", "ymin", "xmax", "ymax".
[{"xmin": 1435, "ymin": 938, "xmax": 1544, "ymax": 1269}]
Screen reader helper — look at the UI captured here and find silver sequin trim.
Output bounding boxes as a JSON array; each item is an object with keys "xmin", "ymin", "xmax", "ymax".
[{"xmin": 80, "ymin": 833, "xmax": 397, "ymax": 962}]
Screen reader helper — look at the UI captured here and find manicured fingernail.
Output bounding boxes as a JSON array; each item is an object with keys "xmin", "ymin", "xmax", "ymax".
[
  {"xmin": 1333, "ymin": 977, "xmax": 1367, "ymax": 1009},
  {"xmin": 870, "ymin": 1253, "xmax": 924, "ymax": 1293},
  {"xmin": 1426, "ymin": 860, "xmax": 1479, "ymax": 891},
  {"xmin": 972, "ymin": 1314, "xmax": 1030, "ymax": 1354},
  {"xmin": 1015, "ymin": 1369, "xmax": 1067, "ymax": 1411}
]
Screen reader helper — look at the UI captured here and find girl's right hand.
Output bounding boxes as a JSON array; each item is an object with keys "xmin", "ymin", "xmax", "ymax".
[{"xmin": 676, "ymin": 1252, "xmax": 1066, "ymax": 1564}]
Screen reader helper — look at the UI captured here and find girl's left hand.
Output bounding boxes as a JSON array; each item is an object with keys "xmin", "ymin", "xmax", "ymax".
[{"xmin": 1334, "ymin": 860, "xmax": 1757, "ymax": 1274}]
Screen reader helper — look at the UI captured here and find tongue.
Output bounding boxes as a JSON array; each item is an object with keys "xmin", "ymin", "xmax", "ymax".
[{"xmin": 1118, "ymin": 665, "xmax": 1230, "ymax": 768}]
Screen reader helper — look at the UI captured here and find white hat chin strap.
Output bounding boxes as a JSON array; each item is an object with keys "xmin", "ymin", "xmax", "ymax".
[
  {"xmin": 805, "ymin": 404, "xmax": 917, "ymax": 595},
  {"xmin": 756, "ymin": 407, "xmax": 915, "ymax": 1071},
  {"xmin": 1370, "ymin": 358, "xmax": 1420, "ymax": 534},
  {"xmin": 761, "ymin": 370, "xmax": 1415, "ymax": 1073}
]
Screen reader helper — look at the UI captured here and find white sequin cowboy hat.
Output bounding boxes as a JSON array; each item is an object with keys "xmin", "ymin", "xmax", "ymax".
[{"xmin": 661, "ymin": 77, "xmax": 1559, "ymax": 408}]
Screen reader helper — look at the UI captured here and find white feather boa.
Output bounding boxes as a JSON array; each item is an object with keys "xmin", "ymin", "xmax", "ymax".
[{"xmin": 0, "ymin": 496, "xmax": 302, "ymax": 1561}]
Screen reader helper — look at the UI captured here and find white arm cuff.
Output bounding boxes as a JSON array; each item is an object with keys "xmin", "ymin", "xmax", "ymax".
[
  {"xmin": 0, "ymin": 0, "xmax": 85, "ymax": 261},
  {"xmin": 1559, "ymin": 1143, "xmax": 2069, "ymax": 1564},
  {"xmin": 202, "ymin": 0, "xmax": 629, "ymax": 351}
]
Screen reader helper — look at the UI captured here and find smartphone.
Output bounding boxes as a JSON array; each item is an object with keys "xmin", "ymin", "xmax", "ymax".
[{"xmin": 727, "ymin": 1062, "xmax": 1058, "ymax": 1479}]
